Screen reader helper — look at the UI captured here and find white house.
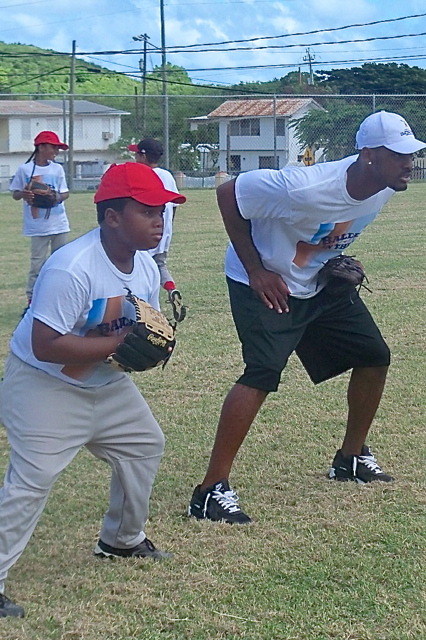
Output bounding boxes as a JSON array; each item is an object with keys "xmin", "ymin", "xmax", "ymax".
[
  {"xmin": 0, "ymin": 99, "xmax": 129, "ymax": 190},
  {"xmin": 190, "ymin": 98, "xmax": 325, "ymax": 173}
]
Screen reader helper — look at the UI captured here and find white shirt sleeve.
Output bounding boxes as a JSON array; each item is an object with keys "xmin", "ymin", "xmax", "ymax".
[
  {"xmin": 9, "ymin": 165, "xmax": 27, "ymax": 192},
  {"xmin": 56, "ymin": 165, "xmax": 69, "ymax": 194},
  {"xmin": 235, "ymin": 169, "xmax": 293, "ymax": 221}
]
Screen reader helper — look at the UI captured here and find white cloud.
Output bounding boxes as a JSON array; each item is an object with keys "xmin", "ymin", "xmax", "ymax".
[
  {"xmin": 193, "ymin": 19, "xmax": 229, "ymax": 42},
  {"xmin": 307, "ymin": 0, "xmax": 374, "ymax": 20},
  {"xmin": 1, "ymin": 0, "xmax": 426, "ymax": 85}
]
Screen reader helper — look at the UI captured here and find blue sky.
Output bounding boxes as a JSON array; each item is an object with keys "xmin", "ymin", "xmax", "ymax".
[{"xmin": 1, "ymin": 0, "xmax": 426, "ymax": 87}]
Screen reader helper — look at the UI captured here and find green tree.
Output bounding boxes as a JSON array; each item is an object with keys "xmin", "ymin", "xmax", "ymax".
[
  {"xmin": 316, "ymin": 63, "xmax": 426, "ymax": 94},
  {"xmin": 291, "ymin": 101, "xmax": 370, "ymax": 160}
]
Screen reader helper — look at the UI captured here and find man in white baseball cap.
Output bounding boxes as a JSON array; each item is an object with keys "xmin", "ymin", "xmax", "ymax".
[
  {"xmin": 188, "ymin": 110, "xmax": 426, "ymax": 525},
  {"xmin": 356, "ymin": 110, "xmax": 426, "ymax": 155}
]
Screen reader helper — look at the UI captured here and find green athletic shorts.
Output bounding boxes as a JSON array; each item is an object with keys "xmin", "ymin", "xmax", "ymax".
[{"xmin": 227, "ymin": 277, "xmax": 390, "ymax": 392}]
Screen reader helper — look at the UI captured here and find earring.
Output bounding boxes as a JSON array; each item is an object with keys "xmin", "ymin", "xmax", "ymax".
[{"xmin": 368, "ymin": 161, "xmax": 372, "ymax": 165}]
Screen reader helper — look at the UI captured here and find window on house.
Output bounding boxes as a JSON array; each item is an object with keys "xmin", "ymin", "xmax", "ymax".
[
  {"xmin": 229, "ymin": 155, "xmax": 241, "ymax": 172},
  {"xmin": 102, "ymin": 117, "xmax": 111, "ymax": 132},
  {"xmin": 21, "ymin": 120, "xmax": 31, "ymax": 140},
  {"xmin": 276, "ymin": 118, "xmax": 286, "ymax": 137},
  {"xmin": 74, "ymin": 118, "xmax": 83, "ymax": 139},
  {"xmin": 259, "ymin": 156, "xmax": 279, "ymax": 169},
  {"xmin": 229, "ymin": 118, "xmax": 260, "ymax": 136}
]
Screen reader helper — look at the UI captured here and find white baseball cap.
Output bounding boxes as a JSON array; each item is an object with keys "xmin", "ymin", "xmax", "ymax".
[{"xmin": 355, "ymin": 111, "xmax": 426, "ymax": 154}]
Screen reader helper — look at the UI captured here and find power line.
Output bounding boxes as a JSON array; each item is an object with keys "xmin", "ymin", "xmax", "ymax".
[
  {"xmin": 1, "ymin": 29, "xmax": 426, "ymax": 61},
  {"xmin": 1, "ymin": 11, "xmax": 426, "ymax": 58},
  {"xmin": 0, "ymin": 6, "xmax": 141, "ymax": 32},
  {"xmin": 164, "ymin": 12, "xmax": 426, "ymax": 49},
  {"xmin": 157, "ymin": 31, "xmax": 426, "ymax": 54},
  {"xmin": 4, "ymin": 53, "xmax": 426, "ymax": 83},
  {"xmin": 0, "ymin": 65, "xmax": 70, "ymax": 89},
  {"xmin": 0, "ymin": 0, "xmax": 55, "ymax": 6},
  {"xmin": 104, "ymin": 53, "xmax": 426, "ymax": 73}
]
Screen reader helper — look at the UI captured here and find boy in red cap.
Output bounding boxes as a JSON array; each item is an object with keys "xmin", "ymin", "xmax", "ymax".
[
  {"xmin": 0, "ymin": 162, "xmax": 186, "ymax": 618},
  {"xmin": 10, "ymin": 131, "xmax": 71, "ymax": 314}
]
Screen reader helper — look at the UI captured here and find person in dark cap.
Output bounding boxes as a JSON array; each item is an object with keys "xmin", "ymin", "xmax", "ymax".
[
  {"xmin": 10, "ymin": 131, "xmax": 70, "ymax": 314},
  {"xmin": 128, "ymin": 137, "xmax": 186, "ymax": 322}
]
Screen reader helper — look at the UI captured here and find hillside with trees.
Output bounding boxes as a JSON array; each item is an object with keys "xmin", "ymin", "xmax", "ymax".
[
  {"xmin": 0, "ymin": 41, "xmax": 222, "ymax": 168},
  {"xmin": 314, "ymin": 63, "xmax": 426, "ymax": 94},
  {"xmin": 2, "ymin": 41, "xmax": 426, "ymax": 166}
]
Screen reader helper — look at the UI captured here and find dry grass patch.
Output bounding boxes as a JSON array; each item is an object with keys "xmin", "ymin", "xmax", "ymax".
[{"xmin": 0, "ymin": 185, "xmax": 426, "ymax": 639}]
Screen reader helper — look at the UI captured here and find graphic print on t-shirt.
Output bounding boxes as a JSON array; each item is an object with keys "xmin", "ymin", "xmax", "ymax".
[
  {"xmin": 60, "ymin": 295, "xmax": 135, "ymax": 381},
  {"xmin": 294, "ymin": 221, "xmax": 353, "ymax": 267},
  {"xmin": 293, "ymin": 212, "xmax": 377, "ymax": 268},
  {"xmin": 27, "ymin": 173, "xmax": 62, "ymax": 218}
]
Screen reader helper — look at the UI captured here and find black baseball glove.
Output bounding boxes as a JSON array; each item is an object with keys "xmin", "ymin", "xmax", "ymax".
[
  {"xmin": 319, "ymin": 255, "xmax": 371, "ymax": 293},
  {"xmin": 107, "ymin": 289, "xmax": 176, "ymax": 373}
]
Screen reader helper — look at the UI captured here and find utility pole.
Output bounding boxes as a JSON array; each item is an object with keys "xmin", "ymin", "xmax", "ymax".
[
  {"xmin": 141, "ymin": 34, "xmax": 149, "ymax": 134},
  {"xmin": 159, "ymin": 0, "xmax": 169, "ymax": 168},
  {"xmin": 273, "ymin": 94, "xmax": 277, "ymax": 169},
  {"xmin": 134, "ymin": 86, "xmax": 139, "ymax": 133},
  {"xmin": 133, "ymin": 20, "xmax": 169, "ymax": 167},
  {"xmin": 68, "ymin": 39, "xmax": 76, "ymax": 190},
  {"xmin": 303, "ymin": 47, "xmax": 315, "ymax": 85},
  {"xmin": 133, "ymin": 34, "xmax": 150, "ymax": 135}
]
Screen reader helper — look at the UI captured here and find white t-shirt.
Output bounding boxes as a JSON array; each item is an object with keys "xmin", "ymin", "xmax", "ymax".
[
  {"xmin": 11, "ymin": 228, "xmax": 160, "ymax": 387},
  {"xmin": 9, "ymin": 160, "xmax": 70, "ymax": 237},
  {"xmin": 226, "ymin": 155, "xmax": 394, "ymax": 298},
  {"xmin": 148, "ymin": 167, "xmax": 179, "ymax": 255}
]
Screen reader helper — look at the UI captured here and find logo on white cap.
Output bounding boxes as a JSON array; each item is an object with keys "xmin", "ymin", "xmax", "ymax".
[{"xmin": 355, "ymin": 111, "xmax": 426, "ymax": 155}]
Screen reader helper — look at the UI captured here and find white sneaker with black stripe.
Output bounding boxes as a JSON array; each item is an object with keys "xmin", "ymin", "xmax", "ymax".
[{"xmin": 188, "ymin": 479, "xmax": 252, "ymax": 524}]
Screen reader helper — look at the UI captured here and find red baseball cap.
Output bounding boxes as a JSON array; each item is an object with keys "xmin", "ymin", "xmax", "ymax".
[
  {"xmin": 34, "ymin": 131, "xmax": 69, "ymax": 150},
  {"xmin": 94, "ymin": 162, "xmax": 186, "ymax": 206}
]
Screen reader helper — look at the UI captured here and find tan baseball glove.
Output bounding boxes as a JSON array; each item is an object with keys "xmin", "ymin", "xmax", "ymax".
[{"xmin": 107, "ymin": 289, "xmax": 176, "ymax": 373}]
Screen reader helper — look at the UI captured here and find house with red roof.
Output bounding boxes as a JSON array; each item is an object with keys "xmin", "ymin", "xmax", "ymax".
[{"xmin": 190, "ymin": 97, "xmax": 325, "ymax": 173}]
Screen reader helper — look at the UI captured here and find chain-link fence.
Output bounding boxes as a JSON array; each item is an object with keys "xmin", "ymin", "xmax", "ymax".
[{"xmin": 1, "ymin": 93, "xmax": 425, "ymax": 192}]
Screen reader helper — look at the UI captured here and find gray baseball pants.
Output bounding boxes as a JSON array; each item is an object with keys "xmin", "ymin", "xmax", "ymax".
[
  {"xmin": 152, "ymin": 252, "xmax": 173, "ymax": 287},
  {"xmin": 26, "ymin": 232, "xmax": 69, "ymax": 300},
  {"xmin": 0, "ymin": 354, "xmax": 165, "ymax": 594}
]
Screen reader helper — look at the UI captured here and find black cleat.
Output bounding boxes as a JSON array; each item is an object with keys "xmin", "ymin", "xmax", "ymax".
[
  {"xmin": 0, "ymin": 593, "xmax": 25, "ymax": 618},
  {"xmin": 168, "ymin": 289, "xmax": 186, "ymax": 323},
  {"xmin": 94, "ymin": 537, "xmax": 172, "ymax": 560},
  {"xmin": 188, "ymin": 479, "xmax": 252, "ymax": 524},
  {"xmin": 329, "ymin": 445, "xmax": 394, "ymax": 483}
]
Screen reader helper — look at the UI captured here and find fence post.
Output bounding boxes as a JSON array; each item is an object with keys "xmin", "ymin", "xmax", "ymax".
[
  {"xmin": 175, "ymin": 171, "xmax": 185, "ymax": 190},
  {"xmin": 215, "ymin": 171, "xmax": 229, "ymax": 188},
  {"xmin": 67, "ymin": 40, "xmax": 76, "ymax": 191},
  {"xmin": 273, "ymin": 94, "xmax": 277, "ymax": 169}
]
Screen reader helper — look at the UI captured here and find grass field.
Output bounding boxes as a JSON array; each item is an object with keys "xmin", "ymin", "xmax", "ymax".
[{"xmin": 0, "ymin": 185, "xmax": 425, "ymax": 640}]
